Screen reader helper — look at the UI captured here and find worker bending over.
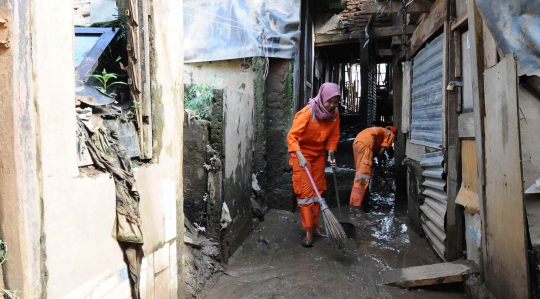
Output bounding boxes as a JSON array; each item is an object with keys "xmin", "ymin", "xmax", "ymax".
[
  {"xmin": 287, "ymin": 83, "xmax": 340, "ymax": 247},
  {"xmin": 350, "ymin": 126, "xmax": 397, "ymax": 208}
]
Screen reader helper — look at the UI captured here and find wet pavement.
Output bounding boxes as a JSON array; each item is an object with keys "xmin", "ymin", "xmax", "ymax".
[{"xmin": 203, "ymin": 154, "xmax": 465, "ymax": 298}]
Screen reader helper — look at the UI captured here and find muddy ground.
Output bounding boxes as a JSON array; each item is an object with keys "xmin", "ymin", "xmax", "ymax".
[{"xmin": 201, "ymin": 136, "xmax": 465, "ymax": 299}]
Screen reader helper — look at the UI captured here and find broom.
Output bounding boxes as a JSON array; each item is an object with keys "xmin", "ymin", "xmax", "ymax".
[{"xmin": 303, "ymin": 166, "xmax": 347, "ymax": 251}]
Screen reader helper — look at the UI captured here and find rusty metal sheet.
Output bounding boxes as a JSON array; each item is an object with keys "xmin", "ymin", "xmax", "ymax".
[
  {"xmin": 476, "ymin": 0, "xmax": 540, "ymax": 76},
  {"xmin": 184, "ymin": 0, "xmax": 300, "ymax": 63}
]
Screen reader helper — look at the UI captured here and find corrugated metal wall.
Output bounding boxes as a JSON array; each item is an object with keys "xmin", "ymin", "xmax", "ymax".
[
  {"xmin": 420, "ymin": 151, "xmax": 447, "ymax": 261},
  {"xmin": 367, "ymin": 44, "xmax": 377, "ymax": 127},
  {"xmin": 411, "ymin": 34, "xmax": 444, "ymax": 148}
]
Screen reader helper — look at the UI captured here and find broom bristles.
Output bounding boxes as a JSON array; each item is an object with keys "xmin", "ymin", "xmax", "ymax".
[{"xmin": 320, "ymin": 200, "xmax": 347, "ymax": 252}]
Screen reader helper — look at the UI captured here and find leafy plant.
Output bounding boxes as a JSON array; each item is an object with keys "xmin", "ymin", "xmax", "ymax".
[
  {"xmin": 184, "ymin": 84, "xmax": 214, "ymax": 120},
  {"xmin": 87, "ymin": 68, "xmax": 128, "ymax": 97}
]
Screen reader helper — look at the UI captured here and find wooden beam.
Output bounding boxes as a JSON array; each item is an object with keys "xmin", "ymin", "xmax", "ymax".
[
  {"xmin": 407, "ymin": 0, "xmax": 448, "ymax": 59},
  {"xmin": 357, "ymin": 0, "xmax": 432, "ymax": 15},
  {"xmin": 378, "ymin": 49, "xmax": 393, "ymax": 56},
  {"xmin": 451, "ymin": 12, "xmax": 468, "ymax": 31},
  {"xmin": 391, "ymin": 36, "xmax": 405, "ymax": 46},
  {"xmin": 380, "ymin": 261, "xmax": 477, "ymax": 288},
  {"xmin": 315, "ymin": 25, "xmax": 417, "ymax": 46},
  {"xmin": 468, "ymin": 0, "xmax": 487, "ymax": 279}
]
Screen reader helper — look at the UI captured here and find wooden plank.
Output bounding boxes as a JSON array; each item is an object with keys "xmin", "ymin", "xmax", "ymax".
[
  {"xmin": 441, "ymin": 22, "xmax": 449, "ymax": 152},
  {"xmin": 407, "ymin": 0, "xmax": 448, "ymax": 59},
  {"xmin": 453, "ymin": 30, "xmax": 461, "ymax": 78},
  {"xmin": 484, "ymin": 54, "xmax": 529, "ymax": 298},
  {"xmin": 483, "ymin": 22, "xmax": 498, "ymax": 68},
  {"xmin": 450, "ymin": 12, "xmax": 468, "ymax": 31},
  {"xmin": 315, "ymin": 25, "xmax": 417, "ymax": 46},
  {"xmin": 445, "ymin": 18, "xmax": 465, "ymax": 261},
  {"xmin": 461, "ymin": 31, "xmax": 473, "ymax": 113},
  {"xmin": 379, "ymin": 260, "xmax": 476, "ymax": 288},
  {"xmin": 467, "ymin": 0, "xmax": 487, "ymax": 279},
  {"xmin": 392, "ymin": 36, "xmax": 405, "ymax": 46},
  {"xmin": 357, "ymin": 0, "xmax": 432, "ymax": 15},
  {"xmin": 458, "ymin": 113, "xmax": 475, "ymax": 138},
  {"xmin": 401, "ymin": 61, "xmax": 411, "ymax": 133}
]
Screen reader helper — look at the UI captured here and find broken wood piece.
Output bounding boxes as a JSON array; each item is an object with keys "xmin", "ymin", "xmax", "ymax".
[
  {"xmin": 455, "ymin": 187, "xmax": 480, "ymax": 214},
  {"xmin": 379, "ymin": 260, "xmax": 477, "ymax": 288},
  {"xmin": 357, "ymin": 0, "xmax": 432, "ymax": 15}
]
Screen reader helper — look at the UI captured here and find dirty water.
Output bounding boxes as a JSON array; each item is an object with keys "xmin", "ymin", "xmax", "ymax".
[{"xmin": 203, "ymin": 153, "xmax": 464, "ymax": 298}]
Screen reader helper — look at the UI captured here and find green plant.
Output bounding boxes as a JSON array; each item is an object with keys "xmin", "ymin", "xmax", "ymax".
[
  {"xmin": 184, "ymin": 84, "xmax": 214, "ymax": 120},
  {"xmin": 87, "ymin": 68, "xmax": 128, "ymax": 97}
]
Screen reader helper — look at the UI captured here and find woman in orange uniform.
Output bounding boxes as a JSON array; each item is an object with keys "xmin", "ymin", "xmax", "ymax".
[
  {"xmin": 287, "ymin": 83, "xmax": 340, "ymax": 247},
  {"xmin": 350, "ymin": 126, "xmax": 397, "ymax": 208}
]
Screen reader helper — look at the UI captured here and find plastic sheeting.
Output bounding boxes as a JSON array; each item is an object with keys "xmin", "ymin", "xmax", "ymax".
[
  {"xmin": 476, "ymin": 0, "xmax": 540, "ymax": 76},
  {"xmin": 184, "ymin": 0, "xmax": 300, "ymax": 63}
]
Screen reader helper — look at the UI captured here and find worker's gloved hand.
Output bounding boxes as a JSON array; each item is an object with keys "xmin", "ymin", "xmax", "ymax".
[
  {"xmin": 327, "ymin": 150, "xmax": 336, "ymax": 168},
  {"xmin": 295, "ymin": 151, "xmax": 308, "ymax": 168}
]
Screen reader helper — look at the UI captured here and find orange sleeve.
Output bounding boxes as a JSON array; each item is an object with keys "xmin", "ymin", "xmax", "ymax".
[
  {"xmin": 380, "ymin": 131, "xmax": 395, "ymax": 148},
  {"xmin": 325, "ymin": 114, "xmax": 340, "ymax": 151},
  {"xmin": 287, "ymin": 107, "xmax": 311, "ymax": 153}
]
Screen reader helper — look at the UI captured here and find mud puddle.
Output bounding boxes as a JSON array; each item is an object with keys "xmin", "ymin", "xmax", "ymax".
[{"xmin": 203, "ymin": 138, "xmax": 463, "ymax": 298}]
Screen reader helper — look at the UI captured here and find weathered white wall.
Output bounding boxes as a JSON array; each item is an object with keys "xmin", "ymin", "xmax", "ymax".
[
  {"xmin": 184, "ymin": 59, "xmax": 254, "ymax": 94},
  {"xmin": 27, "ymin": 0, "xmax": 184, "ymax": 298}
]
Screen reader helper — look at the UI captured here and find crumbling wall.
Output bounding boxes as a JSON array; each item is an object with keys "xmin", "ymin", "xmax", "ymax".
[
  {"xmin": 183, "ymin": 113, "xmax": 210, "ymax": 227},
  {"xmin": 406, "ymin": 158, "xmax": 424, "ymax": 235},
  {"xmin": 265, "ymin": 58, "xmax": 296, "ymax": 211},
  {"xmin": 221, "ymin": 88, "xmax": 255, "ymax": 261}
]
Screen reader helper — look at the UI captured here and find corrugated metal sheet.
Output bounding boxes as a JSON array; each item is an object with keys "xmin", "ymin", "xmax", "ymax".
[
  {"xmin": 420, "ymin": 151, "xmax": 447, "ymax": 261},
  {"xmin": 367, "ymin": 43, "xmax": 377, "ymax": 127},
  {"xmin": 410, "ymin": 34, "xmax": 444, "ymax": 149}
]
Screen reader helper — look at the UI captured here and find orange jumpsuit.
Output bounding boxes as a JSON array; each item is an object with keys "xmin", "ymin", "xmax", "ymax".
[
  {"xmin": 287, "ymin": 105, "xmax": 340, "ymax": 232},
  {"xmin": 350, "ymin": 127, "xmax": 395, "ymax": 206}
]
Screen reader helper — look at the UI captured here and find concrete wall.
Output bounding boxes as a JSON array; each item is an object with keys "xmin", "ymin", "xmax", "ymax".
[
  {"xmin": 265, "ymin": 59, "xmax": 296, "ymax": 211},
  {"xmin": 0, "ymin": 0, "xmax": 184, "ymax": 298},
  {"xmin": 221, "ymin": 88, "xmax": 255, "ymax": 261},
  {"xmin": 184, "ymin": 59, "xmax": 254, "ymax": 95}
]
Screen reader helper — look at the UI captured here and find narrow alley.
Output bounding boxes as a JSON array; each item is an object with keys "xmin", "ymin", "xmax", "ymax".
[
  {"xmin": 203, "ymin": 143, "xmax": 465, "ymax": 298},
  {"xmin": 1, "ymin": 0, "xmax": 539, "ymax": 298}
]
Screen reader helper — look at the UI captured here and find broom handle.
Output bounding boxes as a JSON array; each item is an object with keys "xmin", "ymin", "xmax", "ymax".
[{"xmin": 303, "ymin": 166, "xmax": 323, "ymax": 200}]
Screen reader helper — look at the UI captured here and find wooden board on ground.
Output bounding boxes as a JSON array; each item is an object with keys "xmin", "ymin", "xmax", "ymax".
[
  {"xmin": 483, "ymin": 54, "xmax": 529, "ymax": 299},
  {"xmin": 379, "ymin": 260, "xmax": 477, "ymax": 288}
]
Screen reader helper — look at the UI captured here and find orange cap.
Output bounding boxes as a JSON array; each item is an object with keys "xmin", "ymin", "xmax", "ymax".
[{"xmin": 386, "ymin": 126, "xmax": 397, "ymax": 135}]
